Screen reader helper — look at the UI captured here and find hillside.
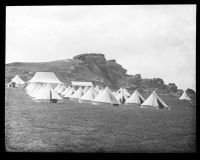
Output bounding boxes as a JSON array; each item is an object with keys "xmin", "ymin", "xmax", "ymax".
[
  {"xmin": 5, "ymin": 53, "xmax": 195, "ymax": 98},
  {"xmin": 6, "ymin": 54, "xmax": 127, "ymax": 89}
]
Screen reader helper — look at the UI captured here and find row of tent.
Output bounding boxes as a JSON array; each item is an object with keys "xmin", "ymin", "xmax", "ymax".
[
  {"xmin": 25, "ymin": 81, "xmax": 169, "ymax": 109},
  {"xmin": 7, "ymin": 74, "xmax": 192, "ymax": 107}
]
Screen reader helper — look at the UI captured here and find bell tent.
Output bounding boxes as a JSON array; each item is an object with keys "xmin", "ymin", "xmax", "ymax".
[
  {"xmin": 179, "ymin": 90, "xmax": 191, "ymax": 100},
  {"xmin": 70, "ymin": 87, "xmax": 84, "ymax": 100},
  {"xmin": 117, "ymin": 88, "xmax": 130, "ymax": 97},
  {"xmin": 83, "ymin": 86, "xmax": 90, "ymax": 94},
  {"xmin": 126, "ymin": 90, "xmax": 145, "ymax": 105},
  {"xmin": 63, "ymin": 87, "xmax": 76, "ymax": 98},
  {"xmin": 79, "ymin": 87, "xmax": 98, "ymax": 103},
  {"xmin": 54, "ymin": 84, "xmax": 63, "ymax": 92},
  {"xmin": 116, "ymin": 89, "xmax": 128, "ymax": 104},
  {"xmin": 141, "ymin": 91, "xmax": 169, "ymax": 109},
  {"xmin": 92, "ymin": 87, "xmax": 119, "ymax": 106},
  {"xmin": 61, "ymin": 85, "xmax": 71, "ymax": 96},
  {"xmin": 56, "ymin": 84, "xmax": 66, "ymax": 94},
  {"xmin": 95, "ymin": 85, "xmax": 101, "ymax": 93}
]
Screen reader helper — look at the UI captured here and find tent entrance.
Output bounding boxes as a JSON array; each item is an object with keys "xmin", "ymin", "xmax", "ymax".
[
  {"xmin": 49, "ymin": 90, "xmax": 58, "ymax": 103},
  {"xmin": 10, "ymin": 82, "xmax": 16, "ymax": 88},
  {"xmin": 139, "ymin": 97, "xmax": 144, "ymax": 104},
  {"xmin": 157, "ymin": 99, "xmax": 165, "ymax": 109},
  {"xmin": 120, "ymin": 96, "xmax": 126, "ymax": 104}
]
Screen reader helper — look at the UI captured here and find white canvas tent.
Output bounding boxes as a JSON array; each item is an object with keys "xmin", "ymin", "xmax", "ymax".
[
  {"xmin": 112, "ymin": 91, "xmax": 118, "ymax": 97},
  {"xmin": 61, "ymin": 86, "xmax": 71, "ymax": 96},
  {"xmin": 83, "ymin": 86, "xmax": 90, "ymax": 94},
  {"xmin": 54, "ymin": 84, "xmax": 62, "ymax": 92},
  {"xmin": 27, "ymin": 83, "xmax": 39, "ymax": 95},
  {"xmin": 117, "ymin": 88, "xmax": 130, "ymax": 97},
  {"xmin": 28, "ymin": 72, "xmax": 63, "ymax": 84},
  {"xmin": 179, "ymin": 90, "xmax": 191, "ymax": 100},
  {"xmin": 70, "ymin": 87, "xmax": 84, "ymax": 100},
  {"xmin": 94, "ymin": 85, "xmax": 101, "ymax": 93},
  {"xmin": 126, "ymin": 90, "xmax": 145, "ymax": 105},
  {"xmin": 141, "ymin": 91, "xmax": 169, "ymax": 109},
  {"xmin": 79, "ymin": 87, "xmax": 98, "ymax": 103},
  {"xmin": 34, "ymin": 84, "xmax": 62, "ymax": 103},
  {"xmin": 71, "ymin": 81, "xmax": 94, "ymax": 87},
  {"xmin": 25, "ymin": 82, "xmax": 36, "ymax": 93},
  {"xmin": 116, "ymin": 89, "xmax": 128, "ymax": 104},
  {"xmin": 27, "ymin": 83, "xmax": 38, "ymax": 95},
  {"xmin": 7, "ymin": 75, "xmax": 25, "ymax": 88},
  {"xmin": 63, "ymin": 87, "xmax": 76, "ymax": 98},
  {"xmin": 56, "ymin": 84, "xmax": 66, "ymax": 94},
  {"xmin": 92, "ymin": 87, "xmax": 119, "ymax": 105},
  {"xmin": 29, "ymin": 84, "xmax": 43, "ymax": 97},
  {"xmin": 31, "ymin": 84, "xmax": 46, "ymax": 99}
]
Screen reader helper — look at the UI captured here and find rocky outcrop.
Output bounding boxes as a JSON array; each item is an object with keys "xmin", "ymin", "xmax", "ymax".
[
  {"xmin": 73, "ymin": 53, "xmax": 106, "ymax": 67},
  {"xmin": 73, "ymin": 53, "xmax": 128, "ymax": 88}
]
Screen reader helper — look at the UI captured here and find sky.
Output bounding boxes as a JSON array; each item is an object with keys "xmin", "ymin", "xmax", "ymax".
[{"xmin": 6, "ymin": 5, "xmax": 196, "ymax": 91}]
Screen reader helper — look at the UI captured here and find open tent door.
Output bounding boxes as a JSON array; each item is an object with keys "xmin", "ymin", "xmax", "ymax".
[
  {"xmin": 50, "ymin": 90, "xmax": 58, "ymax": 103},
  {"xmin": 139, "ymin": 97, "xmax": 144, "ymax": 104},
  {"xmin": 12, "ymin": 82, "xmax": 16, "ymax": 87},
  {"xmin": 157, "ymin": 98, "xmax": 165, "ymax": 109}
]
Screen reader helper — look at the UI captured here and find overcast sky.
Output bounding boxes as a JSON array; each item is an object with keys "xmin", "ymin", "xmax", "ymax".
[{"xmin": 6, "ymin": 5, "xmax": 196, "ymax": 91}]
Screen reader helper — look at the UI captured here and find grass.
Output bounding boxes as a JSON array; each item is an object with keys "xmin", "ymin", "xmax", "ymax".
[{"xmin": 5, "ymin": 88, "xmax": 196, "ymax": 152}]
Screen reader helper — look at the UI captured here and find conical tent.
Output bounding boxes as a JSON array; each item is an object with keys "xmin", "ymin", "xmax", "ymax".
[
  {"xmin": 123, "ymin": 88, "xmax": 130, "ymax": 97},
  {"xmin": 63, "ymin": 87, "xmax": 76, "ymax": 98},
  {"xmin": 83, "ymin": 86, "xmax": 89, "ymax": 94},
  {"xmin": 116, "ymin": 89, "xmax": 128, "ymax": 104},
  {"xmin": 92, "ymin": 87, "xmax": 119, "ymax": 105},
  {"xmin": 54, "ymin": 84, "xmax": 62, "ymax": 92},
  {"xmin": 70, "ymin": 87, "xmax": 84, "ymax": 100},
  {"xmin": 79, "ymin": 87, "xmax": 98, "ymax": 103},
  {"xmin": 117, "ymin": 88, "xmax": 122, "ymax": 94},
  {"xmin": 179, "ymin": 91, "xmax": 191, "ymax": 100},
  {"xmin": 56, "ymin": 84, "xmax": 66, "ymax": 94},
  {"xmin": 112, "ymin": 91, "xmax": 118, "ymax": 97},
  {"xmin": 95, "ymin": 85, "xmax": 101, "ymax": 93},
  {"xmin": 141, "ymin": 91, "xmax": 168, "ymax": 109},
  {"xmin": 117, "ymin": 88, "xmax": 130, "ymax": 97},
  {"xmin": 34, "ymin": 84, "xmax": 62, "ymax": 102},
  {"xmin": 99, "ymin": 88, "xmax": 104, "ymax": 93},
  {"xmin": 126, "ymin": 90, "xmax": 145, "ymax": 105},
  {"xmin": 61, "ymin": 86, "xmax": 71, "ymax": 96}
]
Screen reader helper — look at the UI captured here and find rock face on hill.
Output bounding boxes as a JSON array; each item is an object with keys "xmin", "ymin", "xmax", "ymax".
[
  {"xmin": 5, "ymin": 53, "xmax": 128, "ymax": 89},
  {"xmin": 5, "ymin": 53, "xmax": 188, "ymax": 94},
  {"xmin": 73, "ymin": 54, "xmax": 128, "ymax": 88}
]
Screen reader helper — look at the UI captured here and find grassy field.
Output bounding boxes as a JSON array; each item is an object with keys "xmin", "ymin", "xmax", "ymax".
[{"xmin": 5, "ymin": 88, "xmax": 196, "ymax": 152}]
